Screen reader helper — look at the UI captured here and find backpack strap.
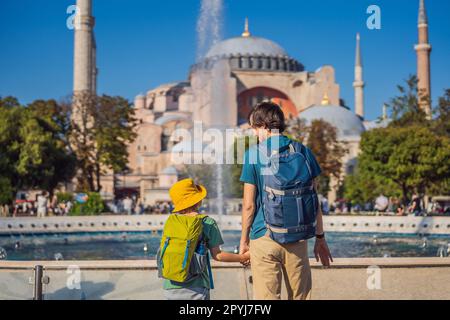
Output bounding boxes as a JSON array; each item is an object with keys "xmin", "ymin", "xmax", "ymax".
[
  {"xmin": 199, "ymin": 216, "xmax": 214, "ymax": 290},
  {"xmin": 292, "ymin": 142, "xmax": 313, "ymax": 178},
  {"xmin": 206, "ymin": 251, "xmax": 214, "ymax": 290},
  {"xmin": 182, "ymin": 239, "xmax": 191, "ymax": 269},
  {"xmin": 159, "ymin": 237, "xmax": 170, "ymax": 268}
]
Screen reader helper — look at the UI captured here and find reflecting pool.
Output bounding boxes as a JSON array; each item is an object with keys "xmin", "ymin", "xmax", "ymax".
[{"xmin": 0, "ymin": 231, "xmax": 449, "ymax": 261}]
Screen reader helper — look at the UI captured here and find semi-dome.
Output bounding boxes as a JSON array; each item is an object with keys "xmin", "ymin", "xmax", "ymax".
[
  {"xmin": 206, "ymin": 36, "xmax": 287, "ymax": 58},
  {"xmin": 299, "ymin": 105, "xmax": 365, "ymax": 140}
]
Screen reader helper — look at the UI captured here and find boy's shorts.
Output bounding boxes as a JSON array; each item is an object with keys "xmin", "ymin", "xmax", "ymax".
[{"xmin": 163, "ymin": 287, "xmax": 210, "ymax": 300}]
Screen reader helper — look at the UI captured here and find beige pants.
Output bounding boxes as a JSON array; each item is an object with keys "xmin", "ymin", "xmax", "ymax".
[{"xmin": 250, "ymin": 234, "xmax": 312, "ymax": 300}]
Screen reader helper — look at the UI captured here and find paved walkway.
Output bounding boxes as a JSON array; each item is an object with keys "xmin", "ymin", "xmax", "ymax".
[{"xmin": 1, "ymin": 258, "xmax": 449, "ymax": 300}]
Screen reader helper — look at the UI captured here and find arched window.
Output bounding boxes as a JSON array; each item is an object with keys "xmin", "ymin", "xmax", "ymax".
[{"xmin": 237, "ymin": 87, "xmax": 298, "ymax": 125}]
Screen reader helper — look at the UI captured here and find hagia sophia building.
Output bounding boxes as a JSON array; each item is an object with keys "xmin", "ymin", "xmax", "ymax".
[{"xmin": 72, "ymin": 0, "xmax": 432, "ymax": 206}]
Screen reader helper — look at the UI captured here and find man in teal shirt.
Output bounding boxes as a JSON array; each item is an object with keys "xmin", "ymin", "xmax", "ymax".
[
  {"xmin": 240, "ymin": 134, "xmax": 322, "ymax": 240},
  {"xmin": 239, "ymin": 102, "xmax": 332, "ymax": 300}
]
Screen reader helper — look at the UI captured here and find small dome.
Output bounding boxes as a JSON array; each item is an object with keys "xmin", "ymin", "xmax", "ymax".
[
  {"xmin": 206, "ymin": 36, "xmax": 288, "ymax": 58},
  {"xmin": 299, "ymin": 105, "xmax": 365, "ymax": 139}
]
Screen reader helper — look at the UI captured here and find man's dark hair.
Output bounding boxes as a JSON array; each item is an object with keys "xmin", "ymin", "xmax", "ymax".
[{"xmin": 248, "ymin": 101, "xmax": 286, "ymax": 132}]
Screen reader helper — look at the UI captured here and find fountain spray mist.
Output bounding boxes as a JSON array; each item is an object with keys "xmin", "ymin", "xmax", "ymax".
[
  {"xmin": 196, "ymin": 0, "xmax": 223, "ymax": 61},
  {"xmin": 195, "ymin": 0, "xmax": 227, "ymax": 217}
]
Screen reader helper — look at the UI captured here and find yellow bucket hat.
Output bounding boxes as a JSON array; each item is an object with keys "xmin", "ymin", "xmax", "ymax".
[{"xmin": 169, "ymin": 178, "xmax": 207, "ymax": 213}]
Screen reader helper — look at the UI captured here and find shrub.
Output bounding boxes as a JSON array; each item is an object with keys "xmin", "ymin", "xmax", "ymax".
[
  {"xmin": 70, "ymin": 192, "xmax": 104, "ymax": 216},
  {"xmin": 56, "ymin": 192, "xmax": 73, "ymax": 203}
]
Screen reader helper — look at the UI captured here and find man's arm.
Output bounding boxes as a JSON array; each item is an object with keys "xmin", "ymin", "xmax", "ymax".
[
  {"xmin": 315, "ymin": 198, "xmax": 325, "ymax": 235},
  {"xmin": 240, "ymin": 183, "xmax": 256, "ymax": 255},
  {"xmin": 313, "ymin": 179, "xmax": 333, "ymax": 267}
]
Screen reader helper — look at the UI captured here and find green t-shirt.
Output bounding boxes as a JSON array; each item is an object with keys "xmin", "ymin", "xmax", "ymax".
[{"xmin": 163, "ymin": 216, "xmax": 224, "ymax": 290}]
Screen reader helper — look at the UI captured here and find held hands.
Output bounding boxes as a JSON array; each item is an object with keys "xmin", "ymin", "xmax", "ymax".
[
  {"xmin": 314, "ymin": 238, "xmax": 333, "ymax": 267},
  {"xmin": 239, "ymin": 251, "xmax": 251, "ymax": 266},
  {"xmin": 239, "ymin": 240, "xmax": 251, "ymax": 266}
]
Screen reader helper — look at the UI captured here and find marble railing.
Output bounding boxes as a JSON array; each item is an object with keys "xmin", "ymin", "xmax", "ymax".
[{"xmin": 1, "ymin": 215, "xmax": 450, "ymax": 235}]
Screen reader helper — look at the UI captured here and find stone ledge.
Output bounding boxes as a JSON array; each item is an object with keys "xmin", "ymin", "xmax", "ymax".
[{"xmin": 1, "ymin": 257, "xmax": 450, "ymax": 271}]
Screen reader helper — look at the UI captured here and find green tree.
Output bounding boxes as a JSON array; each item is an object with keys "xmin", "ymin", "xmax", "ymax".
[
  {"xmin": 0, "ymin": 97, "xmax": 75, "ymax": 200},
  {"xmin": 433, "ymin": 88, "xmax": 450, "ymax": 138},
  {"xmin": 343, "ymin": 169, "xmax": 400, "ymax": 205},
  {"xmin": 387, "ymin": 75, "xmax": 429, "ymax": 127},
  {"xmin": 70, "ymin": 93, "xmax": 137, "ymax": 192},
  {"xmin": 228, "ymin": 135, "xmax": 257, "ymax": 198},
  {"xmin": 18, "ymin": 99, "xmax": 76, "ymax": 192},
  {"xmin": 286, "ymin": 118, "xmax": 347, "ymax": 194},
  {"xmin": 357, "ymin": 126, "xmax": 450, "ymax": 204},
  {"xmin": 0, "ymin": 97, "xmax": 22, "ymax": 198},
  {"xmin": 0, "ymin": 177, "xmax": 14, "ymax": 205}
]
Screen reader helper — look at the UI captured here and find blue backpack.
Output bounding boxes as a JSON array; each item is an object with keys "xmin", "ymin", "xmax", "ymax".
[{"xmin": 261, "ymin": 141, "xmax": 319, "ymax": 244}]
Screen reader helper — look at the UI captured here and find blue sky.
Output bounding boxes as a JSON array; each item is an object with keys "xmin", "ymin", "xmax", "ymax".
[{"xmin": 0, "ymin": 0, "xmax": 449, "ymax": 121}]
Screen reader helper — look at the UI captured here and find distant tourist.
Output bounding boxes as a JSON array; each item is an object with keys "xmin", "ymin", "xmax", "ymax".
[
  {"xmin": 50, "ymin": 194, "xmax": 58, "ymax": 215},
  {"xmin": 374, "ymin": 194, "xmax": 389, "ymax": 212},
  {"xmin": 0, "ymin": 205, "xmax": 9, "ymax": 217},
  {"xmin": 364, "ymin": 201, "xmax": 373, "ymax": 212},
  {"xmin": 408, "ymin": 194, "xmax": 423, "ymax": 216},
  {"xmin": 390, "ymin": 197, "xmax": 404, "ymax": 216},
  {"xmin": 135, "ymin": 197, "xmax": 144, "ymax": 215},
  {"xmin": 239, "ymin": 102, "xmax": 332, "ymax": 300},
  {"xmin": 65, "ymin": 200, "xmax": 73, "ymax": 215},
  {"xmin": 123, "ymin": 196, "xmax": 133, "ymax": 215},
  {"xmin": 345, "ymin": 200, "xmax": 352, "ymax": 213},
  {"xmin": 36, "ymin": 192, "xmax": 48, "ymax": 218},
  {"xmin": 158, "ymin": 178, "xmax": 250, "ymax": 300},
  {"xmin": 318, "ymin": 194, "xmax": 329, "ymax": 215}
]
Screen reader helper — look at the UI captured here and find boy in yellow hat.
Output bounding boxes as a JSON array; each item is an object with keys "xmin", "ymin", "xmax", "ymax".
[{"xmin": 159, "ymin": 178, "xmax": 250, "ymax": 300}]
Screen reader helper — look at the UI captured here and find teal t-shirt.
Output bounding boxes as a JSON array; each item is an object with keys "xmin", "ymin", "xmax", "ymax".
[
  {"xmin": 239, "ymin": 135, "xmax": 322, "ymax": 240},
  {"xmin": 163, "ymin": 216, "xmax": 224, "ymax": 290}
]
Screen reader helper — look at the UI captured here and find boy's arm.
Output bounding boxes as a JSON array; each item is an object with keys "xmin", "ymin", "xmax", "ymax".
[
  {"xmin": 240, "ymin": 183, "xmax": 256, "ymax": 255},
  {"xmin": 210, "ymin": 246, "xmax": 250, "ymax": 264}
]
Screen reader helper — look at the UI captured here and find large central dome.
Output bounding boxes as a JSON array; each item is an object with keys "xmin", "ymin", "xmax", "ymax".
[
  {"xmin": 191, "ymin": 19, "xmax": 304, "ymax": 73},
  {"xmin": 206, "ymin": 36, "xmax": 288, "ymax": 58}
]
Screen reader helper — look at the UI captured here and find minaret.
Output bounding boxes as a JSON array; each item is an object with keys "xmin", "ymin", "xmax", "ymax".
[
  {"xmin": 242, "ymin": 17, "xmax": 251, "ymax": 37},
  {"xmin": 73, "ymin": 0, "xmax": 96, "ymax": 95},
  {"xmin": 353, "ymin": 33, "xmax": 365, "ymax": 119},
  {"xmin": 382, "ymin": 104, "xmax": 388, "ymax": 120},
  {"xmin": 91, "ymin": 34, "xmax": 97, "ymax": 95},
  {"xmin": 414, "ymin": 0, "xmax": 432, "ymax": 116}
]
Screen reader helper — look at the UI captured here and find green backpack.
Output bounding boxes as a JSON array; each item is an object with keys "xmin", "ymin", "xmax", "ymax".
[{"xmin": 157, "ymin": 214, "xmax": 214, "ymax": 287}]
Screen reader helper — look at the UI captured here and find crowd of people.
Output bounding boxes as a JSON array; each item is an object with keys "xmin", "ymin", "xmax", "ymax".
[
  {"xmin": 0, "ymin": 192, "xmax": 73, "ymax": 218},
  {"xmin": 1, "ymin": 187, "xmax": 448, "ymax": 218},
  {"xmin": 329, "ymin": 193, "xmax": 450, "ymax": 216},
  {"xmin": 106, "ymin": 196, "xmax": 174, "ymax": 215}
]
